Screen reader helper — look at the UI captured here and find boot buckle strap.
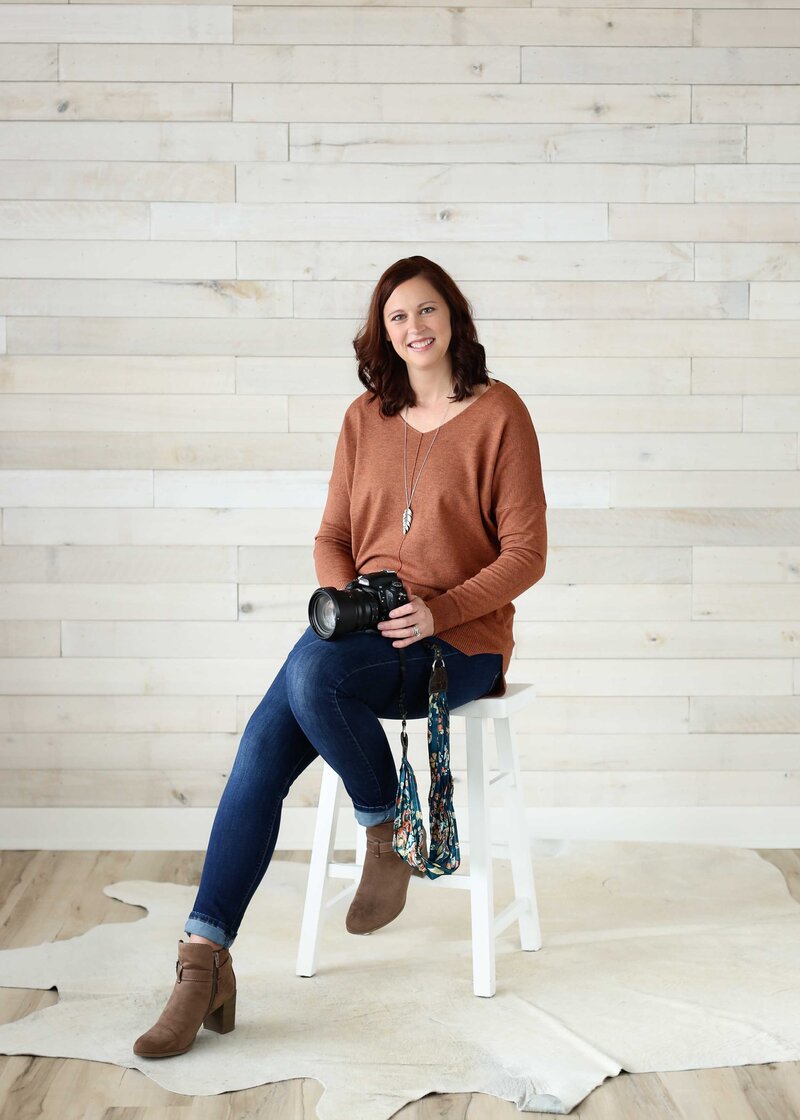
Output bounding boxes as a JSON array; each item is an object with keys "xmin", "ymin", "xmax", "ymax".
[
  {"xmin": 176, "ymin": 955, "xmax": 221, "ymax": 983},
  {"xmin": 367, "ymin": 838, "xmax": 396, "ymax": 857}
]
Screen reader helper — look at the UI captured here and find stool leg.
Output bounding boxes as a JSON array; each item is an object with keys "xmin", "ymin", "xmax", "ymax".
[
  {"xmin": 465, "ymin": 715, "xmax": 496, "ymax": 997},
  {"xmin": 495, "ymin": 716, "xmax": 542, "ymax": 951},
  {"xmin": 296, "ymin": 760, "xmax": 342, "ymax": 978}
]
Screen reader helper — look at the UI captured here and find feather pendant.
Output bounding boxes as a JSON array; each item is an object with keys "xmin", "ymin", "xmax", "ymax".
[{"xmin": 402, "ymin": 506, "xmax": 413, "ymax": 535}]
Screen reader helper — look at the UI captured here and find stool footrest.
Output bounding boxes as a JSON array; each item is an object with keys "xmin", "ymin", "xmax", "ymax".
[
  {"xmin": 327, "ymin": 861, "xmax": 362, "ymax": 880},
  {"xmin": 493, "ymin": 897, "xmax": 531, "ymax": 937}
]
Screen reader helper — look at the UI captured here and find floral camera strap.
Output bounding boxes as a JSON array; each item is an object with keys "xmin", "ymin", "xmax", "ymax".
[{"xmin": 392, "ymin": 639, "xmax": 461, "ymax": 879}]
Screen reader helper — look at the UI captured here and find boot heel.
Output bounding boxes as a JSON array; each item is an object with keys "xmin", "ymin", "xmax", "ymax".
[{"xmin": 203, "ymin": 991, "xmax": 236, "ymax": 1035}]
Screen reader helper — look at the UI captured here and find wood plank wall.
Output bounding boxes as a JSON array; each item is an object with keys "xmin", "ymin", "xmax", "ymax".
[{"xmin": 0, "ymin": 0, "xmax": 799, "ymax": 850}]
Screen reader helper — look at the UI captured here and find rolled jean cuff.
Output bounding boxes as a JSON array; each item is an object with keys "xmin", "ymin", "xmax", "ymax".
[
  {"xmin": 353, "ymin": 802, "xmax": 395, "ymax": 826},
  {"xmin": 184, "ymin": 913, "xmax": 236, "ymax": 949}
]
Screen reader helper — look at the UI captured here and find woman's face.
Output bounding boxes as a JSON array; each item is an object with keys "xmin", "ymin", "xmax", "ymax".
[{"xmin": 383, "ymin": 277, "xmax": 453, "ymax": 373}]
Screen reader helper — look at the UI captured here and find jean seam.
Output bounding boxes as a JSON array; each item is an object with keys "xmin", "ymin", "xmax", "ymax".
[
  {"xmin": 227, "ymin": 743, "xmax": 318, "ymax": 938},
  {"xmin": 226, "ymin": 743, "xmax": 315, "ymax": 936},
  {"xmin": 352, "ymin": 796, "xmax": 396, "ymax": 813},
  {"xmin": 186, "ymin": 912, "xmax": 229, "ymax": 933}
]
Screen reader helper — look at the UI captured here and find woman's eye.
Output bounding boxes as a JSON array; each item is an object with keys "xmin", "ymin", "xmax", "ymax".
[{"xmin": 391, "ymin": 307, "xmax": 434, "ymax": 321}]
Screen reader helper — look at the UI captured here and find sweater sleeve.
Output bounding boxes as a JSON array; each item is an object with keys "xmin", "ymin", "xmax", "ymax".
[
  {"xmin": 425, "ymin": 400, "xmax": 547, "ymax": 634},
  {"xmin": 313, "ymin": 405, "xmax": 359, "ymax": 591}
]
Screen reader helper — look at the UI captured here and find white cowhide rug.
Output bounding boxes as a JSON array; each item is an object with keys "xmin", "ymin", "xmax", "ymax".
[{"xmin": 1, "ymin": 842, "xmax": 799, "ymax": 1118}]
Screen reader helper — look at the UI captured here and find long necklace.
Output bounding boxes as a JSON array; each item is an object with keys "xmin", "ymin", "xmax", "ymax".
[{"xmin": 402, "ymin": 394, "xmax": 453, "ymax": 535}]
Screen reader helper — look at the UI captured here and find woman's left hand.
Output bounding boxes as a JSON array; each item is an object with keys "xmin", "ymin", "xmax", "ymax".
[{"xmin": 377, "ymin": 595, "xmax": 435, "ymax": 648}]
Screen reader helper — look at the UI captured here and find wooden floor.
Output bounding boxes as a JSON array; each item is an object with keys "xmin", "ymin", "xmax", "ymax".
[{"xmin": 1, "ymin": 848, "xmax": 799, "ymax": 1120}]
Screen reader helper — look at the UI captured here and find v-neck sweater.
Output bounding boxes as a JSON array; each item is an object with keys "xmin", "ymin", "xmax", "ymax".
[{"xmin": 313, "ymin": 378, "xmax": 548, "ymax": 697}]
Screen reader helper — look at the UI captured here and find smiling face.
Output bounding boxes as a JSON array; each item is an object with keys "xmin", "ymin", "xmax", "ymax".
[{"xmin": 383, "ymin": 276, "xmax": 453, "ymax": 375}]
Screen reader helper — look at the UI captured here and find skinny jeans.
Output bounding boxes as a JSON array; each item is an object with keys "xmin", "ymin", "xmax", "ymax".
[{"xmin": 184, "ymin": 623, "xmax": 503, "ymax": 948}]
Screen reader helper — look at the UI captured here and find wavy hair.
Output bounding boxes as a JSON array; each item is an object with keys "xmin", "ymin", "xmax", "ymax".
[{"xmin": 352, "ymin": 255, "xmax": 492, "ymax": 418}]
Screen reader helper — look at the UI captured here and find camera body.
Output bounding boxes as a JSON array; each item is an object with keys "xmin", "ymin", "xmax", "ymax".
[
  {"xmin": 308, "ymin": 568, "xmax": 409, "ymax": 640},
  {"xmin": 343, "ymin": 569, "xmax": 408, "ymax": 618}
]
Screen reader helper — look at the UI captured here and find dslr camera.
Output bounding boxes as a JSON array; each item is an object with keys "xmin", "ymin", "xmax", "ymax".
[{"xmin": 308, "ymin": 569, "xmax": 409, "ymax": 640}]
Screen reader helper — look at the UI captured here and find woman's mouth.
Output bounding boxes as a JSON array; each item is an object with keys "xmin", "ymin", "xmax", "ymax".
[{"xmin": 408, "ymin": 338, "xmax": 434, "ymax": 350}]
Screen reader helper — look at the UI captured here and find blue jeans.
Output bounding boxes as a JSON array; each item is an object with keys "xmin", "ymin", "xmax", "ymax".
[{"xmin": 184, "ymin": 624, "xmax": 502, "ymax": 948}]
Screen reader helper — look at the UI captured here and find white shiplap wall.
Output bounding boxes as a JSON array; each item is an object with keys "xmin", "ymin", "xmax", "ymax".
[{"xmin": 1, "ymin": 2, "xmax": 799, "ymax": 851}]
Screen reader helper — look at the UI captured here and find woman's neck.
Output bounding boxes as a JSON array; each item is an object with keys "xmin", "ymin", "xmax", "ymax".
[{"xmin": 407, "ymin": 373, "xmax": 456, "ymax": 410}]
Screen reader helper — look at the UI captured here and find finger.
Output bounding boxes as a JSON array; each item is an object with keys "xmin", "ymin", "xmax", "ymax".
[{"xmin": 383, "ymin": 616, "xmax": 416, "ymax": 631}]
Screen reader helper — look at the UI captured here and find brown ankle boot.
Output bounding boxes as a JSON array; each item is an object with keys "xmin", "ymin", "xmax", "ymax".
[
  {"xmin": 345, "ymin": 820, "xmax": 428, "ymax": 935},
  {"xmin": 133, "ymin": 938, "xmax": 236, "ymax": 1058}
]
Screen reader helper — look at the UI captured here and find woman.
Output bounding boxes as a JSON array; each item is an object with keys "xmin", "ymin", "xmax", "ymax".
[{"xmin": 133, "ymin": 255, "xmax": 547, "ymax": 1059}]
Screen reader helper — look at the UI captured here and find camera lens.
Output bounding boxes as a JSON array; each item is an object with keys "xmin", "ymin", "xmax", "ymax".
[
  {"xmin": 308, "ymin": 586, "xmax": 379, "ymax": 639},
  {"xmin": 309, "ymin": 590, "xmax": 339, "ymax": 638}
]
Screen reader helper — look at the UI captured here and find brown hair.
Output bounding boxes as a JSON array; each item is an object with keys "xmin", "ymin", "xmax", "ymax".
[{"xmin": 352, "ymin": 255, "xmax": 492, "ymax": 418}]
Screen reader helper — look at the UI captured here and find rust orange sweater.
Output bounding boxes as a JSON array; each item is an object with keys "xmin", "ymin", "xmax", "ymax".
[{"xmin": 313, "ymin": 378, "xmax": 548, "ymax": 696}]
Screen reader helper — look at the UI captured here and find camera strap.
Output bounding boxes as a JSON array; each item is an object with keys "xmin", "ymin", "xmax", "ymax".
[{"xmin": 392, "ymin": 640, "xmax": 461, "ymax": 878}]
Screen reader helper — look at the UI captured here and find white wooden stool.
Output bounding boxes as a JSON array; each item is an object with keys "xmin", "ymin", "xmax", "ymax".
[{"xmin": 295, "ymin": 682, "xmax": 543, "ymax": 997}]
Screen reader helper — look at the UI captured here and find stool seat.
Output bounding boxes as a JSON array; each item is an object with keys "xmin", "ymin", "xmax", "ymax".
[
  {"xmin": 450, "ymin": 681, "xmax": 538, "ymax": 718},
  {"xmin": 296, "ymin": 680, "xmax": 542, "ymax": 997}
]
